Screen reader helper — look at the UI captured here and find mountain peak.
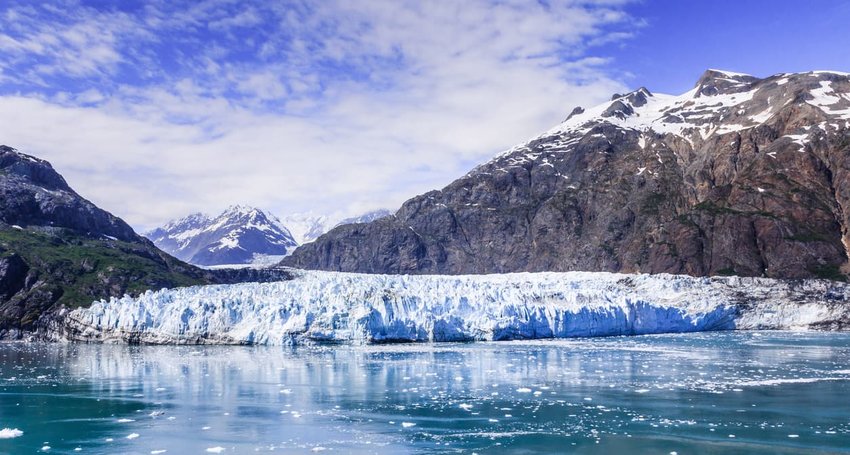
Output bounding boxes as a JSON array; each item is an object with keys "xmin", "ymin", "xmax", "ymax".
[
  {"xmin": 222, "ymin": 204, "xmax": 261, "ymax": 217},
  {"xmin": 0, "ymin": 145, "xmax": 139, "ymax": 242},
  {"xmin": 146, "ymin": 206, "xmax": 297, "ymax": 266},
  {"xmin": 694, "ymin": 69, "xmax": 759, "ymax": 97},
  {"xmin": 0, "ymin": 145, "xmax": 70, "ymax": 192}
]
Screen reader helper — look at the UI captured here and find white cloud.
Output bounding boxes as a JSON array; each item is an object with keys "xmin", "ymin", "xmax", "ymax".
[{"xmin": 0, "ymin": 0, "xmax": 639, "ymax": 231}]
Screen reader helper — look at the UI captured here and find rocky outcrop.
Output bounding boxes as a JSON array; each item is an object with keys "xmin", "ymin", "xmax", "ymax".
[{"xmin": 283, "ymin": 70, "xmax": 850, "ymax": 280}]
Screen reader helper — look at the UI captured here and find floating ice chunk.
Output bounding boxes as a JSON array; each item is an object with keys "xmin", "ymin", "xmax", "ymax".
[
  {"xmin": 401, "ymin": 422, "xmax": 416, "ymax": 428},
  {"xmin": 127, "ymin": 433, "xmax": 140, "ymax": 439},
  {"xmin": 206, "ymin": 448, "xmax": 226, "ymax": 454},
  {"xmin": 117, "ymin": 418, "xmax": 135, "ymax": 423},
  {"xmin": 0, "ymin": 428, "xmax": 23, "ymax": 439},
  {"xmin": 151, "ymin": 451, "xmax": 167, "ymax": 454},
  {"xmin": 516, "ymin": 387, "xmax": 532, "ymax": 393}
]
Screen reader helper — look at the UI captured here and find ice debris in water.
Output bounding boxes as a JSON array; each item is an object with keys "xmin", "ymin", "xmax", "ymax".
[
  {"xmin": 66, "ymin": 269, "xmax": 850, "ymax": 345},
  {"xmin": 0, "ymin": 428, "xmax": 23, "ymax": 439}
]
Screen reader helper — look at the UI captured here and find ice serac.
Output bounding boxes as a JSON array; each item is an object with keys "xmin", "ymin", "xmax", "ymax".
[
  {"xmin": 64, "ymin": 270, "xmax": 850, "ymax": 345},
  {"xmin": 283, "ymin": 70, "xmax": 850, "ymax": 280}
]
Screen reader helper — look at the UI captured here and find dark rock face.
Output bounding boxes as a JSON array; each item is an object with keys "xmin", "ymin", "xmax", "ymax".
[
  {"xmin": 0, "ymin": 146, "xmax": 139, "ymax": 242},
  {"xmin": 283, "ymin": 70, "xmax": 850, "ymax": 280},
  {"xmin": 0, "ymin": 147, "xmax": 290, "ymax": 337}
]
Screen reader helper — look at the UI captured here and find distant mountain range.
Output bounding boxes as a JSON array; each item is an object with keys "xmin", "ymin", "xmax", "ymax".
[
  {"xmin": 278, "ymin": 209, "xmax": 392, "ymax": 245},
  {"xmin": 145, "ymin": 207, "xmax": 391, "ymax": 266},
  {"xmin": 283, "ymin": 69, "xmax": 850, "ymax": 280}
]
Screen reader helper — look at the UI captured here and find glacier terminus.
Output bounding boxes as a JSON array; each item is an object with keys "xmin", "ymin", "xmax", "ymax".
[{"xmin": 63, "ymin": 269, "xmax": 850, "ymax": 345}]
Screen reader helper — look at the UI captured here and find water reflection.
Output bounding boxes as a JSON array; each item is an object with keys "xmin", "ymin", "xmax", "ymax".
[{"xmin": 0, "ymin": 332, "xmax": 849, "ymax": 454}]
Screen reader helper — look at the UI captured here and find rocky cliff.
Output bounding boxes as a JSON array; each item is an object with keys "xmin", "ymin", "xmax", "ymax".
[{"xmin": 283, "ymin": 70, "xmax": 850, "ymax": 279}]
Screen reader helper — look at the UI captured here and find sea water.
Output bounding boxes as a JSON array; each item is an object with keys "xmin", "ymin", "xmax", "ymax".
[{"xmin": 1, "ymin": 332, "xmax": 849, "ymax": 454}]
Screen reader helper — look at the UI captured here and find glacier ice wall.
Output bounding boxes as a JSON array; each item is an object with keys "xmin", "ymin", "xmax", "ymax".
[{"xmin": 63, "ymin": 270, "xmax": 850, "ymax": 345}]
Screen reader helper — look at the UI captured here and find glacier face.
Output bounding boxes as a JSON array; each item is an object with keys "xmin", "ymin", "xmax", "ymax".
[{"xmin": 63, "ymin": 270, "xmax": 850, "ymax": 345}]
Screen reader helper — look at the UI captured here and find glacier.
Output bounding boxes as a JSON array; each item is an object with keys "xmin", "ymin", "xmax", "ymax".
[{"xmin": 63, "ymin": 270, "xmax": 850, "ymax": 345}]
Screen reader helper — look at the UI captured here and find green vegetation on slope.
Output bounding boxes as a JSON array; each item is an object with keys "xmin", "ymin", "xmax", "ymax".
[{"xmin": 0, "ymin": 226, "xmax": 207, "ymax": 328}]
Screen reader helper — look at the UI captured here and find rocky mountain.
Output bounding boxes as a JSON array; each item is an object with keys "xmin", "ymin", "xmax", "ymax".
[
  {"xmin": 0, "ymin": 146, "xmax": 288, "ymax": 338},
  {"xmin": 0, "ymin": 148, "xmax": 139, "ymax": 242},
  {"xmin": 283, "ymin": 70, "xmax": 850, "ymax": 280},
  {"xmin": 145, "ymin": 206, "xmax": 298, "ymax": 266}
]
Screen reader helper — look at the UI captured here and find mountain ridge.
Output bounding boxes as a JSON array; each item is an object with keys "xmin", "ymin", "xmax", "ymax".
[{"xmin": 282, "ymin": 69, "xmax": 850, "ymax": 279}]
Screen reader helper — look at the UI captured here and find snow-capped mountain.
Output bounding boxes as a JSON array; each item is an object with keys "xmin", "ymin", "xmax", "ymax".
[
  {"xmin": 145, "ymin": 206, "xmax": 297, "ymax": 266},
  {"xmin": 284, "ymin": 70, "xmax": 850, "ymax": 280},
  {"xmin": 276, "ymin": 213, "xmax": 333, "ymax": 245},
  {"xmin": 278, "ymin": 209, "xmax": 393, "ymax": 244},
  {"xmin": 64, "ymin": 269, "xmax": 850, "ymax": 345}
]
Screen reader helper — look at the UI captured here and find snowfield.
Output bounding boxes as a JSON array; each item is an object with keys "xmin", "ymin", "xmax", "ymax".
[{"xmin": 64, "ymin": 270, "xmax": 850, "ymax": 345}]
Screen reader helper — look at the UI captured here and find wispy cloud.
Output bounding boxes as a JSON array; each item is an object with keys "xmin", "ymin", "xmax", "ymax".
[{"xmin": 0, "ymin": 0, "xmax": 640, "ymax": 230}]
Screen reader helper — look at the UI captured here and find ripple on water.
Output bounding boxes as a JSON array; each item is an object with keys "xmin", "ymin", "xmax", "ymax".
[{"xmin": 0, "ymin": 332, "xmax": 849, "ymax": 453}]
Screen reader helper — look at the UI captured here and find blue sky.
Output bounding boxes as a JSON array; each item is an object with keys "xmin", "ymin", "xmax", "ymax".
[
  {"xmin": 0, "ymin": 0, "xmax": 845, "ymax": 230},
  {"xmin": 609, "ymin": 0, "xmax": 850, "ymax": 93}
]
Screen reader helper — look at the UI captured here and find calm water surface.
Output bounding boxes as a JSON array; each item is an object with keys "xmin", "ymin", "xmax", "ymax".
[{"xmin": 1, "ymin": 332, "xmax": 850, "ymax": 454}]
